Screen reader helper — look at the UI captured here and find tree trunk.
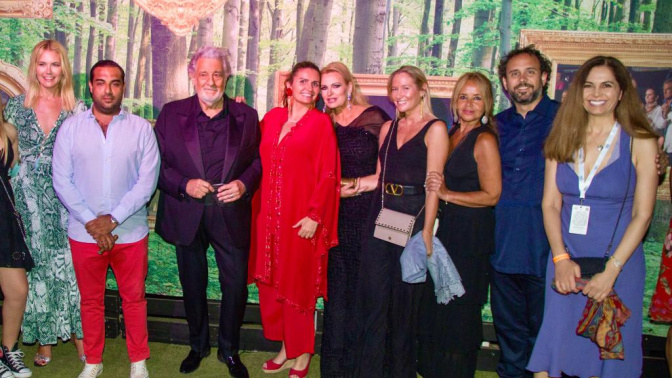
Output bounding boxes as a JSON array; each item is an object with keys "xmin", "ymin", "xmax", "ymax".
[
  {"xmin": 245, "ymin": 0, "xmax": 264, "ymax": 107},
  {"xmin": 387, "ymin": 0, "xmax": 400, "ymax": 67},
  {"xmin": 97, "ymin": 1, "xmax": 105, "ymax": 61},
  {"xmin": 471, "ymin": 9, "xmax": 493, "ymax": 69},
  {"xmin": 86, "ymin": 0, "xmax": 97, "ymax": 99},
  {"xmin": 296, "ymin": 0, "xmax": 315, "ymax": 62},
  {"xmin": 642, "ymin": 0, "xmax": 652, "ymax": 31},
  {"xmin": 266, "ymin": 0, "xmax": 284, "ymax": 110},
  {"xmin": 134, "ymin": 11, "xmax": 150, "ymax": 101},
  {"xmin": 628, "ymin": 0, "xmax": 640, "ymax": 31},
  {"xmin": 305, "ymin": 0, "xmax": 335, "ymax": 65},
  {"xmin": 430, "ymin": 0, "xmax": 445, "ymax": 73},
  {"xmin": 234, "ymin": 0, "xmax": 248, "ymax": 97},
  {"xmin": 54, "ymin": 0, "xmax": 67, "ymax": 48},
  {"xmin": 352, "ymin": 0, "xmax": 387, "ymax": 74},
  {"xmin": 417, "ymin": 0, "xmax": 431, "ymax": 59},
  {"xmin": 105, "ymin": 0, "xmax": 118, "ymax": 60},
  {"xmin": 295, "ymin": 0, "xmax": 304, "ymax": 60},
  {"xmin": 151, "ymin": 15, "xmax": 189, "ymax": 118},
  {"xmin": 222, "ymin": 0, "xmax": 241, "ymax": 75},
  {"xmin": 125, "ymin": 1, "xmax": 138, "ymax": 97},
  {"xmin": 652, "ymin": 0, "xmax": 672, "ymax": 32},
  {"xmin": 73, "ymin": 1, "xmax": 84, "ymax": 98},
  {"xmin": 446, "ymin": 0, "xmax": 462, "ymax": 74},
  {"xmin": 189, "ymin": 17, "xmax": 215, "ymax": 58}
]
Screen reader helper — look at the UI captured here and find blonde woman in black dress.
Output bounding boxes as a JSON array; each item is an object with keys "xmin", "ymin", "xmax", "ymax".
[
  {"xmin": 319, "ymin": 62, "xmax": 390, "ymax": 377},
  {"xmin": 0, "ymin": 106, "xmax": 34, "ymax": 378}
]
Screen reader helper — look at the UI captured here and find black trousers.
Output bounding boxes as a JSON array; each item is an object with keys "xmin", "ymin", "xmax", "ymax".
[
  {"xmin": 352, "ymin": 236, "xmax": 422, "ymax": 378},
  {"xmin": 490, "ymin": 269, "xmax": 545, "ymax": 378},
  {"xmin": 175, "ymin": 205, "xmax": 249, "ymax": 357}
]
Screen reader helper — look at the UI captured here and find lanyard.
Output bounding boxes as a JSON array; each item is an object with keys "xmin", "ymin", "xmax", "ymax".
[{"xmin": 577, "ymin": 122, "xmax": 619, "ymax": 201}]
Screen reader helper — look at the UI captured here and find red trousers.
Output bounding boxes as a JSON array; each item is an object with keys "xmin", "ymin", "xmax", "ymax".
[
  {"xmin": 70, "ymin": 237, "xmax": 150, "ymax": 363},
  {"xmin": 257, "ymin": 282, "xmax": 315, "ymax": 358}
]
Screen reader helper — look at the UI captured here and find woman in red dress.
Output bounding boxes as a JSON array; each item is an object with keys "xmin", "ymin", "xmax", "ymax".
[{"xmin": 254, "ymin": 61, "xmax": 340, "ymax": 377}]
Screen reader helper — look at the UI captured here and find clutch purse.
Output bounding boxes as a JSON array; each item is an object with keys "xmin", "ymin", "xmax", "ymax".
[
  {"xmin": 374, "ymin": 208, "xmax": 417, "ymax": 247},
  {"xmin": 572, "ymin": 256, "xmax": 609, "ymax": 279}
]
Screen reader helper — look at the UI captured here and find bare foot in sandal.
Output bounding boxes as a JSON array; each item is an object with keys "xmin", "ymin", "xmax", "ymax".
[
  {"xmin": 72, "ymin": 334, "xmax": 85, "ymax": 362},
  {"xmin": 34, "ymin": 344, "xmax": 51, "ymax": 367}
]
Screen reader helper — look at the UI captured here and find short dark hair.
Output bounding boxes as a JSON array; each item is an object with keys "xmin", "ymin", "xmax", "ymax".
[
  {"xmin": 89, "ymin": 60, "xmax": 125, "ymax": 83},
  {"xmin": 497, "ymin": 45, "xmax": 552, "ymax": 94}
]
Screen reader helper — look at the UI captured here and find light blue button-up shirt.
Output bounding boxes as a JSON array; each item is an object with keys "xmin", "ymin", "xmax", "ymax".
[{"xmin": 52, "ymin": 108, "xmax": 160, "ymax": 244}]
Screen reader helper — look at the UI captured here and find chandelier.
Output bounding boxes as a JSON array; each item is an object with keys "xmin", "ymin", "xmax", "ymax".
[{"xmin": 133, "ymin": 0, "xmax": 226, "ymax": 36}]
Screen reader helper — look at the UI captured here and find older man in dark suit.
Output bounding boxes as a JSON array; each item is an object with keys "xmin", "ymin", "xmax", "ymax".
[{"xmin": 154, "ymin": 46, "xmax": 260, "ymax": 378}]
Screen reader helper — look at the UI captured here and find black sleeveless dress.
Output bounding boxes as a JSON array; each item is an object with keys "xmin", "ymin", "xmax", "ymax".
[
  {"xmin": 321, "ymin": 106, "xmax": 390, "ymax": 378},
  {"xmin": 417, "ymin": 124, "xmax": 496, "ymax": 378},
  {"xmin": 0, "ymin": 140, "xmax": 33, "ymax": 269},
  {"xmin": 353, "ymin": 118, "xmax": 440, "ymax": 378}
]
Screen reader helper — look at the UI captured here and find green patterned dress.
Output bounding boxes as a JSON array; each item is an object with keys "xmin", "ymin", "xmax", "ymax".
[{"xmin": 4, "ymin": 95, "xmax": 86, "ymax": 345}]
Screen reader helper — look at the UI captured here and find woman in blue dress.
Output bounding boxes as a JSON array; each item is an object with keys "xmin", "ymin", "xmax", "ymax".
[{"xmin": 528, "ymin": 56, "xmax": 658, "ymax": 377}]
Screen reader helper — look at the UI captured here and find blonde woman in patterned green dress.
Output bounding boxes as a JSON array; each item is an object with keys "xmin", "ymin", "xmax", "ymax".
[{"xmin": 3, "ymin": 40, "xmax": 86, "ymax": 367}]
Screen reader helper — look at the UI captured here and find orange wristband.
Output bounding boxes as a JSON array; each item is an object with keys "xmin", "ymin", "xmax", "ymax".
[{"xmin": 552, "ymin": 253, "xmax": 570, "ymax": 264}]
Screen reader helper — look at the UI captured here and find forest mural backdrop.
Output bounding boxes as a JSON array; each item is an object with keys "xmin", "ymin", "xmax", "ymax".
[
  {"xmin": 1, "ymin": 0, "xmax": 672, "ymax": 337},
  {"xmin": 1, "ymin": 0, "xmax": 671, "ymax": 117}
]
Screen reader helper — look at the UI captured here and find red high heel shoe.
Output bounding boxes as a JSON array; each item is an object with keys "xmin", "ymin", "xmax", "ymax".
[
  {"xmin": 288, "ymin": 356, "xmax": 311, "ymax": 378},
  {"xmin": 262, "ymin": 357, "xmax": 294, "ymax": 373}
]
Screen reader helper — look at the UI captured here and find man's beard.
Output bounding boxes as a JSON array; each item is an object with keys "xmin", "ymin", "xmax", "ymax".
[{"xmin": 511, "ymin": 83, "xmax": 542, "ymax": 105}]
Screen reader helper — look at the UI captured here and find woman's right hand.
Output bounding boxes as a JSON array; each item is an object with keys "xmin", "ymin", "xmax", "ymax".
[
  {"xmin": 553, "ymin": 259, "xmax": 581, "ymax": 294},
  {"xmin": 340, "ymin": 179, "xmax": 361, "ymax": 198},
  {"xmin": 425, "ymin": 171, "xmax": 449, "ymax": 202}
]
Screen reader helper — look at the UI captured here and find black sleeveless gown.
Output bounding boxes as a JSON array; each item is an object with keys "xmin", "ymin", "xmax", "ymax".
[
  {"xmin": 0, "ymin": 140, "xmax": 33, "ymax": 269},
  {"xmin": 353, "ymin": 118, "xmax": 440, "ymax": 378},
  {"xmin": 417, "ymin": 124, "xmax": 495, "ymax": 378},
  {"xmin": 320, "ymin": 106, "xmax": 390, "ymax": 378}
]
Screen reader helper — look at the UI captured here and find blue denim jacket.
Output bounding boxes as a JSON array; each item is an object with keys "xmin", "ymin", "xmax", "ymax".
[{"xmin": 400, "ymin": 232, "xmax": 465, "ymax": 304}]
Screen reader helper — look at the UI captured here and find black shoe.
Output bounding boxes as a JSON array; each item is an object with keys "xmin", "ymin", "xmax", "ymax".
[
  {"xmin": 179, "ymin": 349, "xmax": 210, "ymax": 374},
  {"xmin": 217, "ymin": 351, "xmax": 249, "ymax": 378},
  {"xmin": 1, "ymin": 343, "xmax": 31, "ymax": 378}
]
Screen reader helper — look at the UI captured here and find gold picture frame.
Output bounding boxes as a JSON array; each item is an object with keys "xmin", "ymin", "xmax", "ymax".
[
  {"xmin": 0, "ymin": 0, "xmax": 53, "ymax": 18},
  {"xmin": 519, "ymin": 29, "xmax": 672, "ymax": 100}
]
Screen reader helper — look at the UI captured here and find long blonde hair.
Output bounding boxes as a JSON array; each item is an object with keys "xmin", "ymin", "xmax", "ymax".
[
  {"xmin": 544, "ymin": 56, "xmax": 657, "ymax": 162},
  {"xmin": 320, "ymin": 62, "xmax": 369, "ymax": 114},
  {"xmin": 387, "ymin": 65, "xmax": 435, "ymax": 119},
  {"xmin": 24, "ymin": 40, "xmax": 77, "ymax": 111}
]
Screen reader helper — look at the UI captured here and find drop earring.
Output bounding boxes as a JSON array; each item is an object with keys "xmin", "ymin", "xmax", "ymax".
[
  {"xmin": 420, "ymin": 94, "xmax": 425, "ymax": 120},
  {"xmin": 481, "ymin": 115, "xmax": 488, "ymax": 125},
  {"xmin": 347, "ymin": 92, "xmax": 352, "ymax": 110}
]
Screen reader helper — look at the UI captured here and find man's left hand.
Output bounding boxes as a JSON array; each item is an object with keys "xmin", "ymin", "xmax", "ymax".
[
  {"xmin": 86, "ymin": 214, "xmax": 117, "ymax": 239},
  {"xmin": 216, "ymin": 180, "xmax": 247, "ymax": 203}
]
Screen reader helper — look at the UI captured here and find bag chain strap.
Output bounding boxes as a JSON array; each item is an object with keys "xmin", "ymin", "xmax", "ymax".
[
  {"xmin": 0, "ymin": 174, "xmax": 27, "ymax": 241},
  {"xmin": 603, "ymin": 136, "xmax": 633, "ymax": 258}
]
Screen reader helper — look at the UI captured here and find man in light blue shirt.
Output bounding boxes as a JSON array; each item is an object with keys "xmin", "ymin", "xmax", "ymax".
[{"xmin": 52, "ymin": 60, "xmax": 159, "ymax": 378}]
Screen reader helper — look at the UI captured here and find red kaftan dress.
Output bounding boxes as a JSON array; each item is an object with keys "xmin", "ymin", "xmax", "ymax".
[{"xmin": 254, "ymin": 107, "xmax": 340, "ymax": 313}]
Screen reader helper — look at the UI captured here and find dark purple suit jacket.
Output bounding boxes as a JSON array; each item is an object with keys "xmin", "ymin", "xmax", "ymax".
[{"xmin": 154, "ymin": 95, "xmax": 261, "ymax": 248}]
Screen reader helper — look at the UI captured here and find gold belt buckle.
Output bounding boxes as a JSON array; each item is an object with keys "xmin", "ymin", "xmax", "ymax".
[{"xmin": 385, "ymin": 183, "xmax": 404, "ymax": 196}]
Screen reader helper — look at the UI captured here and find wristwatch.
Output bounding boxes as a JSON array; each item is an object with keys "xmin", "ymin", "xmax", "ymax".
[{"xmin": 110, "ymin": 215, "xmax": 119, "ymax": 226}]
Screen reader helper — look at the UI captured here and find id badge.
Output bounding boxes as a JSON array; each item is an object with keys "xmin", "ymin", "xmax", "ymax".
[{"xmin": 569, "ymin": 204, "xmax": 590, "ymax": 235}]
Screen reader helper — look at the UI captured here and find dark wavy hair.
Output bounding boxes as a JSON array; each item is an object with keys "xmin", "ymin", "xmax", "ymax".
[{"xmin": 497, "ymin": 45, "xmax": 552, "ymax": 95}]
